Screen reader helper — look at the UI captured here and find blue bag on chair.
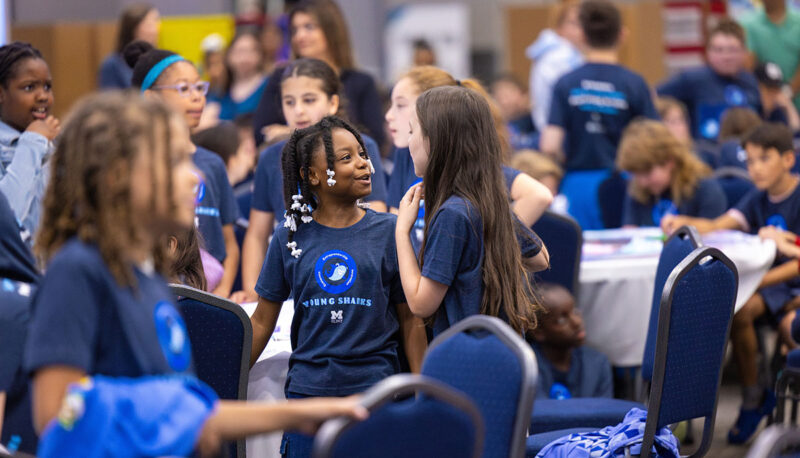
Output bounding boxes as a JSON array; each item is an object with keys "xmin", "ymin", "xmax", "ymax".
[
  {"xmin": 38, "ymin": 375, "xmax": 218, "ymax": 458},
  {"xmin": 536, "ymin": 408, "xmax": 679, "ymax": 458}
]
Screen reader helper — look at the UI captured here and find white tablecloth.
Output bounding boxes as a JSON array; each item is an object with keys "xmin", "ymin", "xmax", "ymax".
[
  {"xmin": 578, "ymin": 228, "xmax": 776, "ymax": 367},
  {"xmin": 240, "ymin": 301, "xmax": 294, "ymax": 458}
]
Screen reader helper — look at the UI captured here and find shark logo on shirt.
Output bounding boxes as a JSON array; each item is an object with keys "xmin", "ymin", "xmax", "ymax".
[{"xmin": 314, "ymin": 250, "xmax": 358, "ymax": 294}]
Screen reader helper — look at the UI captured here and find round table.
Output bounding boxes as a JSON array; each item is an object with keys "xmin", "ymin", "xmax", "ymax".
[{"xmin": 578, "ymin": 228, "xmax": 776, "ymax": 367}]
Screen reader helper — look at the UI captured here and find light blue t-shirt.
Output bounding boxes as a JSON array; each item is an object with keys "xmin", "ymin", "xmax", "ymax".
[{"xmin": 0, "ymin": 120, "xmax": 51, "ymax": 247}]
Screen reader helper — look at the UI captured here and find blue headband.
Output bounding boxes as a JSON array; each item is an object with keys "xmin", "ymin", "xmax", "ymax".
[{"xmin": 140, "ymin": 55, "xmax": 186, "ymax": 92}]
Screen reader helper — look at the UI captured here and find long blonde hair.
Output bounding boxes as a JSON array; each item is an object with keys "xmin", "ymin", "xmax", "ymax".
[
  {"xmin": 401, "ymin": 66, "xmax": 512, "ymax": 160},
  {"xmin": 617, "ymin": 119, "xmax": 710, "ymax": 206}
]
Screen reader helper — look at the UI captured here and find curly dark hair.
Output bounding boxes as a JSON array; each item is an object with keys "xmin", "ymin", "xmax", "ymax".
[{"xmin": 280, "ymin": 116, "xmax": 367, "ymax": 257}]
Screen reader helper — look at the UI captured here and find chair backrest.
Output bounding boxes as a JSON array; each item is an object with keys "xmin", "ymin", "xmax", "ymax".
[
  {"xmin": 421, "ymin": 315, "xmax": 537, "ymax": 458},
  {"xmin": 713, "ymin": 166, "xmax": 755, "ymax": 209},
  {"xmin": 641, "ymin": 225, "xmax": 702, "ymax": 382},
  {"xmin": 532, "ymin": 211, "xmax": 582, "ymax": 296},
  {"xmin": 312, "ymin": 374, "xmax": 484, "ymax": 458},
  {"xmin": 641, "ymin": 247, "xmax": 738, "ymax": 458},
  {"xmin": 169, "ymin": 284, "xmax": 252, "ymax": 458},
  {"xmin": 745, "ymin": 424, "xmax": 800, "ymax": 458}
]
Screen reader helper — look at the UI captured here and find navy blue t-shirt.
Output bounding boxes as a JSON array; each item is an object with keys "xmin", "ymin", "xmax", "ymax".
[
  {"xmin": 388, "ymin": 151, "xmax": 523, "ymax": 254},
  {"xmin": 733, "ymin": 182, "xmax": 800, "ymax": 234},
  {"xmin": 549, "ymin": 62, "xmax": 658, "ymax": 171},
  {"xmin": 24, "ymin": 239, "xmax": 194, "ymax": 378},
  {"xmin": 387, "ymin": 147, "xmax": 417, "ymax": 210},
  {"xmin": 193, "ymin": 146, "xmax": 238, "ymax": 263},
  {"xmin": 0, "ymin": 191, "xmax": 38, "ymax": 453},
  {"xmin": 421, "ymin": 196, "xmax": 541, "ymax": 336},
  {"xmin": 623, "ymin": 178, "xmax": 727, "ymax": 227},
  {"xmin": 657, "ymin": 66, "xmax": 760, "ymax": 141},
  {"xmin": 255, "ymin": 210, "xmax": 405, "ymax": 396},
  {"xmin": 0, "ymin": 191, "xmax": 38, "ymax": 284},
  {"xmin": 251, "ymin": 134, "xmax": 387, "ymax": 217},
  {"xmin": 531, "ymin": 343, "xmax": 613, "ymax": 399}
]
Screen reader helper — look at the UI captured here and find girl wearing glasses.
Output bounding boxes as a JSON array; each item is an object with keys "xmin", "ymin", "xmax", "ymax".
[{"xmin": 124, "ymin": 40, "xmax": 240, "ymax": 298}]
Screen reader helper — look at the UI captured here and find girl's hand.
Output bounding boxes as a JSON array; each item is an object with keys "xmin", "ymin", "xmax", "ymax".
[
  {"xmin": 262, "ymin": 124, "xmax": 292, "ymax": 145},
  {"xmin": 288, "ymin": 396, "xmax": 368, "ymax": 436},
  {"xmin": 230, "ymin": 289, "xmax": 258, "ymax": 304},
  {"xmin": 27, "ymin": 115, "xmax": 60, "ymax": 141},
  {"xmin": 396, "ymin": 183, "xmax": 422, "ymax": 234}
]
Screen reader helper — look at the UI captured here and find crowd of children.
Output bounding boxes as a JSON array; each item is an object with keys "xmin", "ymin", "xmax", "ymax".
[{"xmin": 1, "ymin": 0, "xmax": 800, "ymax": 454}]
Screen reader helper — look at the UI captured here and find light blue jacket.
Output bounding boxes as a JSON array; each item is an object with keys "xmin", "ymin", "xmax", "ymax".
[{"xmin": 0, "ymin": 120, "xmax": 51, "ymax": 246}]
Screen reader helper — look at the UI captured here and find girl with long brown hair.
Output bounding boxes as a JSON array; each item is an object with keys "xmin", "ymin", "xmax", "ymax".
[
  {"xmin": 396, "ymin": 86, "xmax": 548, "ymax": 336},
  {"xmin": 385, "ymin": 65, "xmax": 553, "ymax": 255},
  {"xmin": 617, "ymin": 119, "xmax": 727, "ymax": 227}
]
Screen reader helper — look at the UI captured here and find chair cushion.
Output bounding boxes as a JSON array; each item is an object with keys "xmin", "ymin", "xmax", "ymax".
[
  {"xmin": 530, "ymin": 398, "xmax": 644, "ymax": 434},
  {"xmin": 526, "ymin": 427, "xmax": 595, "ymax": 457}
]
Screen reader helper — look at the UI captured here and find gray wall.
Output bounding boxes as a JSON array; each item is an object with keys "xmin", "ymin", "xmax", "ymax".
[{"xmin": 11, "ymin": 0, "xmax": 233, "ymax": 24}]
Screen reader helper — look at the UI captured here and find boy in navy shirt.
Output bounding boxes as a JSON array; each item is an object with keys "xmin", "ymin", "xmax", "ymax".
[
  {"xmin": 540, "ymin": 0, "xmax": 658, "ymax": 229},
  {"xmin": 526, "ymin": 283, "xmax": 612, "ymax": 399},
  {"xmin": 663, "ymin": 122, "xmax": 800, "ymax": 443},
  {"xmin": 657, "ymin": 19, "xmax": 761, "ymax": 143}
]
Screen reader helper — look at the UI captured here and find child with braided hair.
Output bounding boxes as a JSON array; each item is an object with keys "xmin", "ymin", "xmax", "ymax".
[
  {"xmin": 0, "ymin": 42, "xmax": 60, "ymax": 245},
  {"xmin": 251, "ymin": 116, "xmax": 426, "ymax": 458}
]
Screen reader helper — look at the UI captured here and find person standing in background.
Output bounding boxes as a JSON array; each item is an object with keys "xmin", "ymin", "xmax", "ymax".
[
  {"xmin": 526, "ymin": 0, "xmax": 584, "ymax": 133},
  {"xmin": 98, "ymin": 3, "xmax": 160, "ymax": 90},
  {"xmin": 739, "ymin": 0, "xmax": 800, "ymax": 113}
]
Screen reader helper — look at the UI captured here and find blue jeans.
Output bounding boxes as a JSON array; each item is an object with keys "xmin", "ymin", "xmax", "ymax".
[{"xmin": 280, "ymin": 392, "xmax": 314, "ymax": 458}]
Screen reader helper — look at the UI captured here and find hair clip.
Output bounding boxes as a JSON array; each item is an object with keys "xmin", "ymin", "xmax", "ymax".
[
  {"xmin": 283, "ymin": 214, "xmax": 297, "ymax": 232},
  {"xmin": 300, "ymin": 203, "xmax": 311, "ymax": 214},
  {"xmin": 286, "ymin": 241, "xmax": 302, "ymax": 258},
  {"xmin": 301, "ymin": 215, "xmax": 313, "ymax": 223},
  {"xmin": 290, "ymin": 194, "xmax": 303, "ymax": 210},
  {"xmin": 367, "ymin": 159, "xmax": 376, "ymax": 174},
  {"xmin": 326, "ymin": 169, "xmax": 336, "ymax": 187}
]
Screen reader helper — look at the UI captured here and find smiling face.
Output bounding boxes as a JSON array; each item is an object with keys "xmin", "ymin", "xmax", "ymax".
[
  {"xmin": 385, "ymin": 77, "xmax": 419, "ymax": 148},
  {"xmin": 281, "ymin": 75, "xmax": 339, "ymax": 130},
  {"xmin": 291, "ymin": 12, "xmax": 329, "ymax": 61},
  {"xmin": 0, "ymin": 57, "xmax": 53, "ymax": 131},
  {"xmin": 148, "ymin": 61, "xmax": 205, "ymax": 130},
  {"xmin": 308, "ymin": 127, "xmax": 371, "ymax": 201}
]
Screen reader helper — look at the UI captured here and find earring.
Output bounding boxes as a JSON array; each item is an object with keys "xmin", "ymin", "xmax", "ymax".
[{"xmin": 326, "ymin": 169, "xmax": 336, "ymax": 187}]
